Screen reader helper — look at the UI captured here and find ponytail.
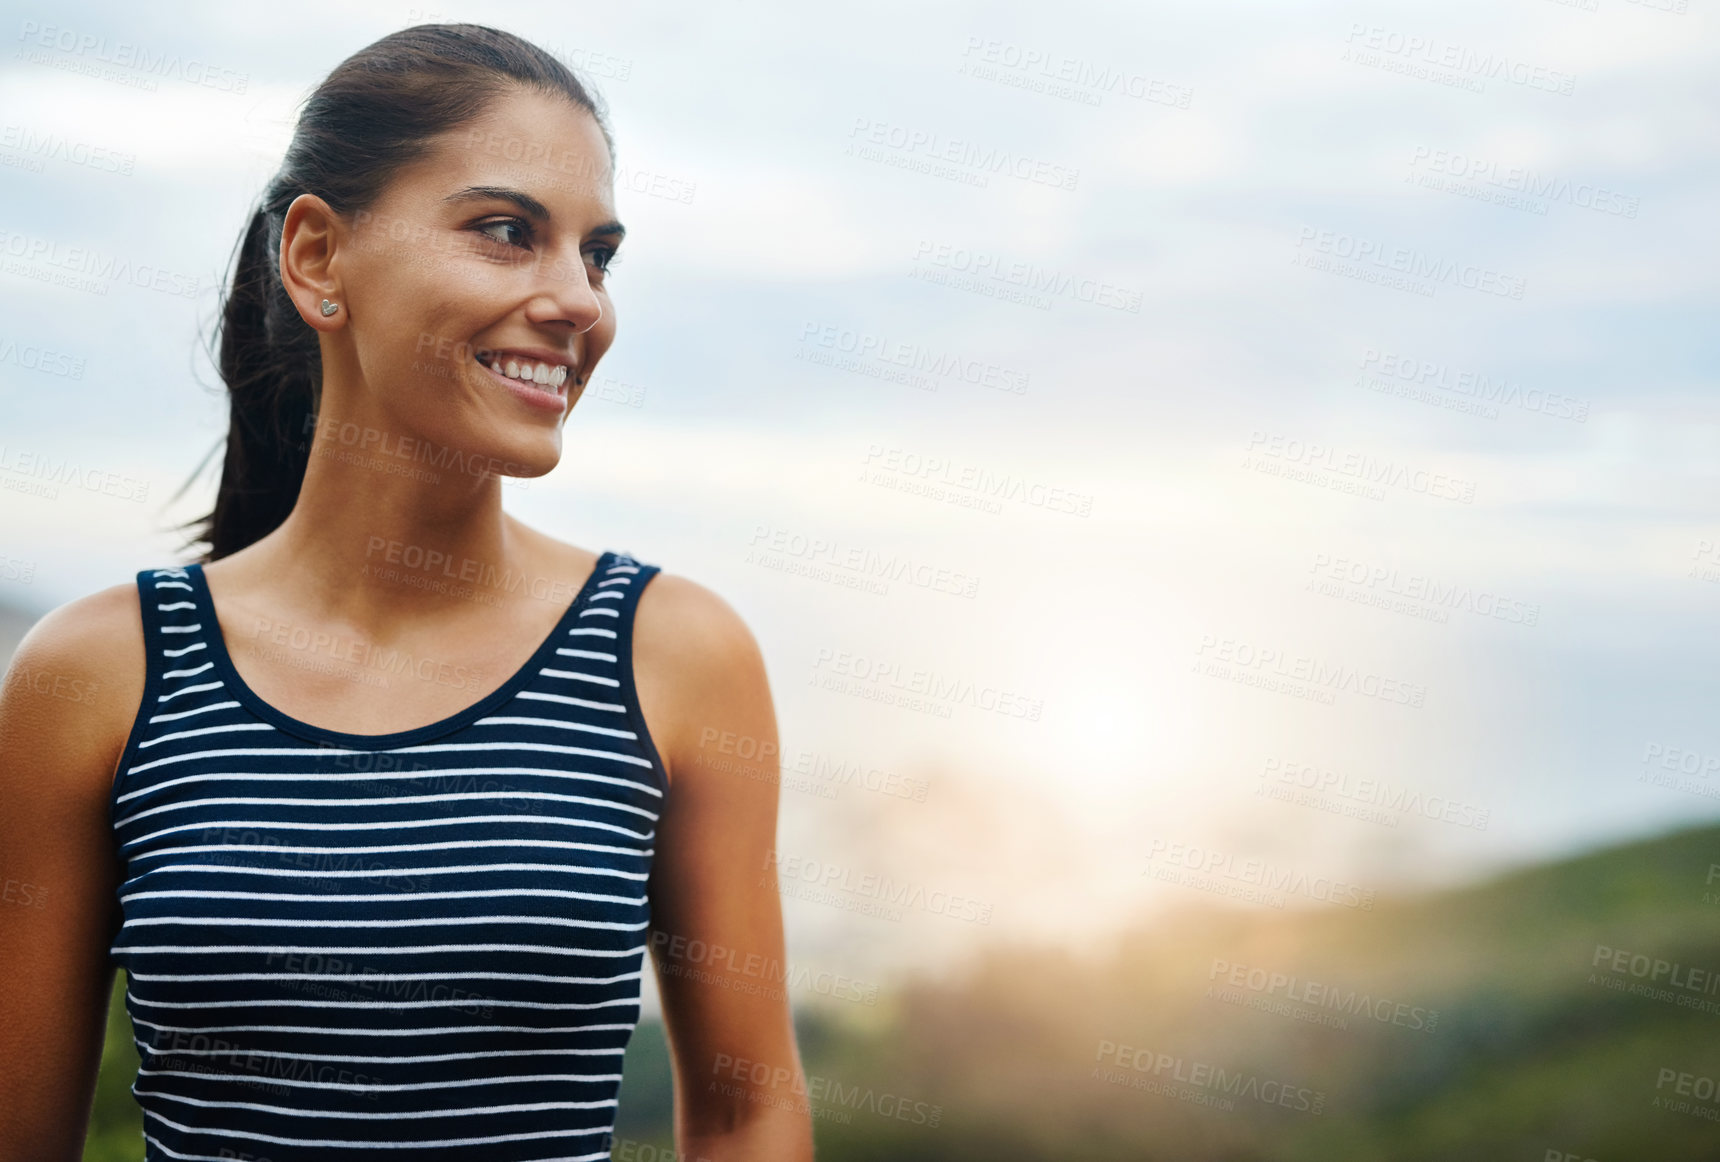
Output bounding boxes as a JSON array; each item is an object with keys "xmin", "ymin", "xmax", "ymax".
[
  {"xmin": 187, "ymin": 201, "xmax": 320, "ymax": 562},
  {"xmin": 174, "ymin": 23, "xmax": 612, "ymax": 562}
]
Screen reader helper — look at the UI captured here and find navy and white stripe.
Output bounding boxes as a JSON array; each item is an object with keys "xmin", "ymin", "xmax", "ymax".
[{"xmin": 108, "ymin": 551, "xmax": 667, "ymax": 1162}]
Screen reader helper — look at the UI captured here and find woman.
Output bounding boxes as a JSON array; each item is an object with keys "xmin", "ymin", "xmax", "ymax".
[{"xmin": 0, "ymin": 24, "xmax": 813, "ymax": 1162}]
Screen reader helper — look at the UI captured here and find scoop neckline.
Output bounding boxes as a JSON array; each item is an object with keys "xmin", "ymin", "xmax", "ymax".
[{"xmin": 185, "ymin": 550, "xmax": 613, "ymax": 750}]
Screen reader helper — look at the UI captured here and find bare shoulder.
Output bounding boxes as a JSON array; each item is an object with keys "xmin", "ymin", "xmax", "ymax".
[
  {"xmin": 0, "ymin": 577, "xmax": 147, "ymax": 799},
  {"xmin": 631, "ymin": 568, "xmax": 774, "ymax": 782},
  {"xmin": 635, "ymin": 568, "xmax": 765, "ymax": 672}
]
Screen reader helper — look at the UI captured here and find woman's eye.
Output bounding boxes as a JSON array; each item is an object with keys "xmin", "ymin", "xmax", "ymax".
[
  {"xmin": 475, "ymin": 218, "xmax": 531, "ymax": 249},
  {"xmin": 587, "ymin": 248, "xmax": 620, "ymax": 275}
]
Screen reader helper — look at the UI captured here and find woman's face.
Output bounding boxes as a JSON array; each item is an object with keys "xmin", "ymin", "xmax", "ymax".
[{"xmin": 316, "ymin": 86, "xmax": 623, "ymax": 478}]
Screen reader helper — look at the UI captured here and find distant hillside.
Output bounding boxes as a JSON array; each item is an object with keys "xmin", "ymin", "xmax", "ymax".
[
  {"xmin": 79, "ymin": 818, "xmax": 1720, "ymax": 1160},
  {"xmin": 616, "ymin": 819, "xmax": 1720, "ymax": 1161}
]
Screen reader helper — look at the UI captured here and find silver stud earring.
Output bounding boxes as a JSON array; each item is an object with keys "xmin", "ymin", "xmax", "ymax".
[{"xmin": 320, "ymin": 299, "xmax": 339, "ymax": 317}]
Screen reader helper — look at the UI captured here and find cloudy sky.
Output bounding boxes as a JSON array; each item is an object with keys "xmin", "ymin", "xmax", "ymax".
[{"xmin": 2, "ymin": 0, "xmax": 1717, "ymax": 999}]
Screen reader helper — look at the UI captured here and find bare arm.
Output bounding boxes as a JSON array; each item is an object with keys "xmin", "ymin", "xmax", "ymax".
[
  {"xmin": 0, "ymin": 585, "xmax": 143, "ymax": 1162},
  {"xmin": 634, "ymin": 574, "xmax": 815, "ymax": 1162}
]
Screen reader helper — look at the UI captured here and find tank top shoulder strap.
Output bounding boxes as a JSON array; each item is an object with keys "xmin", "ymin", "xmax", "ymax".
[
  {"xmin": 591, "ymin": 549, "xmax": 668, "ymax": 796},
  {"xmin": 133, "ymin": 563, "xmax": 222, "ymax": 692},
  {"xmin": 109, "ymin": 564, "xmax": 230, "ymax": 822}
]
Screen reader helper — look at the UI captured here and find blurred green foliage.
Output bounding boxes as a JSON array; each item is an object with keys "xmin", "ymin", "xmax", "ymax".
[
  {"xmin": 89, "ymin": 821, "xmax": 1720, "ymax": 1159},
  {"xmin": 82, "ymin": 971, "xmax": 140, "ymax": 1162}
]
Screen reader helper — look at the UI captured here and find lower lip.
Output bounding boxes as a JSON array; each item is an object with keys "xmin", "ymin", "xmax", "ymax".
[{"xmin": 476, "ymin": 355, "xmax": 568, "ymax": 413}]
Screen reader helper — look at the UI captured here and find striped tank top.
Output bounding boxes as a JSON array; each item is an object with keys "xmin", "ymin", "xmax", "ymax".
[{"xmin": 106, "ymin": 550, "xmax": 667, "ymax": 1162}]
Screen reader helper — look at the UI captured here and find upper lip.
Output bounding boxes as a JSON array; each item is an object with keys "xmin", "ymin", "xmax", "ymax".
[{"xmin": 474, "ymin": 345, "xmax": 577, "ymax": 371}]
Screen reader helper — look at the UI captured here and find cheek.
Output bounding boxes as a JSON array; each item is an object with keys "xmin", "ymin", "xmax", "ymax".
[
  {"xmin": 366, "ymin": 296, "xmax": 474, "ymax": 388},
  {"xmin": 375, "ymin": 234, "xmax": 505, "ymax": 306},
  {"xmin": 359, "ymin": 256, "xmax": 446, "ymax": 342},
  {"xmin": 368, "ymin": 254, "xmax": 505, "ymax": 357}
]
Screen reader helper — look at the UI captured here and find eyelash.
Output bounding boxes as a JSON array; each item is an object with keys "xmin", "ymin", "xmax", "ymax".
[{"xmin": 474, "ymin": 217, "xmax": 620, "ymax": 274}]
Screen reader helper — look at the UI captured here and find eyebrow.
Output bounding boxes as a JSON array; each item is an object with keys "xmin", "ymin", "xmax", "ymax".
[{"xmin": 443, "ymin": 185, "xmax": 625, "ymax": 239}]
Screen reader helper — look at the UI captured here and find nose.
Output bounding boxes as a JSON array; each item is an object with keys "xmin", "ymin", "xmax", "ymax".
[{"xmin": 523, "ymin": 249, "xmax": 604, "ymax": 335}]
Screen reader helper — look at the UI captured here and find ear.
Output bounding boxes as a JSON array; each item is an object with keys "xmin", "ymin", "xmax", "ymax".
[{"xmin": 280, "ymin": 193, "xmax": 346, "ymax": 332}]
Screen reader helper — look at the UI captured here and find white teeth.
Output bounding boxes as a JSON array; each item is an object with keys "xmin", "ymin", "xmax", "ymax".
[{"xmin": 483, "ymin": 355, "xmax": 569, "ymax": 392}]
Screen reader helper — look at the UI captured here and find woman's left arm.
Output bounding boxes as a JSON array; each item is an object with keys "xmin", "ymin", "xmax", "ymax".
[{"xmin": 633, "ymin": 573, "xmax": 815, "ymax": 1162}]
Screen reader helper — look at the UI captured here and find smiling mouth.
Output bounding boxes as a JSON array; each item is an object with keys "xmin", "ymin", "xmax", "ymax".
[{"xmin": 473, "ymin": 348, "xmax": 572, "ymax": 398}]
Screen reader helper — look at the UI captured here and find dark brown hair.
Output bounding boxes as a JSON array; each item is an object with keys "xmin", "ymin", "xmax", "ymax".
[{"xmin": 177, "ymin": 23, "xmax": 612, "ymax": 562}]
